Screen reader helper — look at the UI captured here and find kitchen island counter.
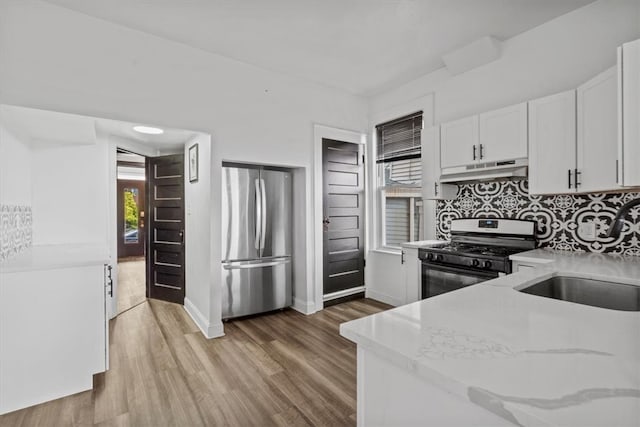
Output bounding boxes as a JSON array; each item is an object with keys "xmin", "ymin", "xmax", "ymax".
[{"xmin": 340, "ymin": 250, "xmax": 640, "ymax": 426}]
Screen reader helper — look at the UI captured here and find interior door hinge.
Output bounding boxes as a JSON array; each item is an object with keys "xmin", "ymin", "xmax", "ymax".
[
  {"xmin": 363, "ymin": 259, "xmax": 366, "ymax": 268},
  {"xmin": 362, "ymin": 154, "xmax": 365, "ymax": 164}
]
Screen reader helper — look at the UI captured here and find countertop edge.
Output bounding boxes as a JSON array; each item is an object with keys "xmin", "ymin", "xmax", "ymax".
[{"xmin": 0, "ymin": 244, "xmax": 110, "ymax": 274}]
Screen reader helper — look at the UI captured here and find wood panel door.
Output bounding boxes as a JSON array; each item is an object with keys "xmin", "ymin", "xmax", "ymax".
[
  {"xmin": 322, "ymin": 139, "xmax": 365, "ymax": 298},
  {"xmin": 146, "ymin": 154, "xmax": 185, "ymax": 304},
  {"xmin": 117, "ymin": 180, "xmax": 145, "ymax": 258}
]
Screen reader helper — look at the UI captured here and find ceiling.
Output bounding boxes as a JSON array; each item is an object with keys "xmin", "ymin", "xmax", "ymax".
[
  {"xmin": 1, "ymin": 105, "xmax": 197, "ymax": 151},
  {"xmin": 43, "ymin": 0, "xmax": 595, "ymax": 96}
]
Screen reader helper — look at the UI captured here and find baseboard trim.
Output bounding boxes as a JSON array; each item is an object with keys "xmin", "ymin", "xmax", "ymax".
[
  {"xmin": 292, "ymin": 297, "xmax": 316, "ymax": 315},
  {"xmin": 184, "ymin": 298, "xmax": 225, "ymax": 339},
  {"xmin": 365, "ymin": 289, "xmax": 402, "ymax": 307},
  {"xmin": 323, "ymin": 286, "xmax": 366, "ymax": 302}
]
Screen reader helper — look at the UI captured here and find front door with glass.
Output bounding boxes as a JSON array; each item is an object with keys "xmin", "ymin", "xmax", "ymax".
[{"xmin": 117, "ymin": 180, "xmax": 146, "ymax": 258}]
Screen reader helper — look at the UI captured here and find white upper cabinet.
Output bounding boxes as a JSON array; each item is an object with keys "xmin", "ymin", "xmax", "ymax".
[
  {"xmin": 440, "ymin": 103, "xmax": 528, "ymax": 171},
  {"xmin": 618, "ymin": 38, "xmax": 640, "ymax": 187},
  {"xmin": 479, "ymin": 102, "xmax": 528, "ymax": 163},
  {"xmin": 422, "ymin": 126, "xmax": 457, "ymax": 200},
  {"xmin": 577, "ymin": 66, "xmax": 618, "ymax": 193},
  {"xmin": 528, "ymin": 90, "xmax": 576, "ymax": 195},
  {"xmin": 440, "ymin": 115, "xmax": 478, "ymax": 169}
]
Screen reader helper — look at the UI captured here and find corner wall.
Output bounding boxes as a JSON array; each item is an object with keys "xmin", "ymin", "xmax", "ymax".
[{"xmin": 0, "ymin": 124, "xmax": 32, "ymax": 260}]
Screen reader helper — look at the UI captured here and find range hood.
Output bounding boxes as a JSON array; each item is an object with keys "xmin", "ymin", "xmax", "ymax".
[{"xmin": 440, "ymin": 158, "xmax": 528, "ymax": 183}]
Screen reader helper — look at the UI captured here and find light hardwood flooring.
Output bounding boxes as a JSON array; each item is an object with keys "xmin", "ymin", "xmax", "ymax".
[
  {"xmin": 0, "ymin": 297, "xmax": 390, "ymax": 426},
  {"xmin": 116, "ymin": 258, "xmax": 146, "ymax": 315}
]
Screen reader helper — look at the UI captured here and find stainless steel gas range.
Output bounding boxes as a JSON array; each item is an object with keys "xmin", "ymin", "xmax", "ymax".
[{"xmin": 419, "ymin": 218, "xmax": 537, "ymax": 299}]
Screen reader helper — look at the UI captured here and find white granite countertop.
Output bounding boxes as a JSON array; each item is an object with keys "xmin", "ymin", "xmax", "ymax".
[
  {"xmin": 341, "ymin": 249, "xmax": 640, "ymax": 427},
  {"xmin": 0, "ymin": 244, "xmax": 110, "ymax": 273},
  {"xmin": 400, "ymin": 239, "xmax": 446, "ymax": 249}
]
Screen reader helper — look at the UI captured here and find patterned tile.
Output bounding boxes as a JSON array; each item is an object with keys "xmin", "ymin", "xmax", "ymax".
[
  {"xmin": 436, "ymin": 180, "xmax": 640, "ymax": 257},
  {"xmin": 0, "ymin": 205, "xmax": 32, "ymax": 261}
]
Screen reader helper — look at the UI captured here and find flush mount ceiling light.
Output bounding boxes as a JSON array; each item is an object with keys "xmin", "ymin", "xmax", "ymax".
[{"xmin": 133, "ymin": 125, "xmax": 164, "ymax": 135}]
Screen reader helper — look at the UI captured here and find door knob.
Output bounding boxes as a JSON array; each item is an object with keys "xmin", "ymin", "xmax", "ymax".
[{"xmin": 322, "ymin": 217, "xmax": 331, "ymax": 225}]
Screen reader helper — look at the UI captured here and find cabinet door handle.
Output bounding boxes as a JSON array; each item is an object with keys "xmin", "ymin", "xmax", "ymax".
[
  {"xmin": 574, "ymin": 169, "xmax": 581, "ymax": 188},
  {"xmin": 434, "ymin": 182, "xmax": 438, "ymax": 196},
  {"xmin": 479, "ymin": 144, "xmax": 484, "ymax": 160},
  {"xmin": 568, "ymin": 169, "xmax": 573, "ymax": 189},
  {"xmin": 472, "ymin": 145, "xmax": 477, "ymax": 161},
  {"xmin": 616, "ymin": 160, "xmax": 619, "ymax": 185},
  {"xmin": 401, "ymin": 250, "xmax": 405, "ymax": 265}
]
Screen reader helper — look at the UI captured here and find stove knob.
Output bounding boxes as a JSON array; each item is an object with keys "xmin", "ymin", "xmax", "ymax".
[
  {"xmin": 470, "ymin": 259, "xmax": 480, "ymax": 267},
  {"xmin": 483, "ymin": 260, "xmax": 493, "ymax": 269},
  {"xmin": 426, "ymin": 253, "xmax": 434, "ymax": 261},
  {"xmin": 434, "ymin": 254, "xmax": 444, "ymax": 262}
]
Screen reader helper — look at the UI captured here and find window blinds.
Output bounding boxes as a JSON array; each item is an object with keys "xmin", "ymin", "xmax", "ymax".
[{"xmin": 376, "ymin": 112, "xmax": 423, "ymax": 163}]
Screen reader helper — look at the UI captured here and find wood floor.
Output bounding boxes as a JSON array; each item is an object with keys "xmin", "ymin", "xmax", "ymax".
[
  {"xmin": 0, "ymin": 297, "xmax": 390, "ymax": 426},
  {"xmin": 116, "ymin": 258, "xmax": 146, "ymax": 315}
]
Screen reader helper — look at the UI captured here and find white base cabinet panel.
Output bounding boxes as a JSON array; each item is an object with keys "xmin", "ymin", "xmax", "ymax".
[
  {"xmin": 0, "ymin": 265, "xmax": 107, "ymax": 415},
  {"xmin": 357, "ymin": 347, "xmax": 514, "ymax": 427},
  {"xmin": 401, "ymin": 247, "xmax": 421, "ymax": 304}
]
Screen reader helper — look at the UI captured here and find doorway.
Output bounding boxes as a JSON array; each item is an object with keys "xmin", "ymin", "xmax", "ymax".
[{"xmin": 116, "ymin": 150, "xmax": 147, "ymax": 314}]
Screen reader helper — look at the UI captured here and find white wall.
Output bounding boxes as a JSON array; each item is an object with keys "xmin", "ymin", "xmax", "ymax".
[
  {"xmin": 183, "ymin": 134, "xmax": 222, "ymax": 337},
  {"xmin": 0, "ymin": 124, "xmax": 31, "ymax": 206},
  {"xmin": 0, "ymin": 0, "xmax": 367, "ymax": 332},
  {"xmin": 371, "ymin": 0, "xmax": 640, "ymax": 123},
  {"xmin": 31, "ymin": 143, "xmax": 109, "ymax": 246}
]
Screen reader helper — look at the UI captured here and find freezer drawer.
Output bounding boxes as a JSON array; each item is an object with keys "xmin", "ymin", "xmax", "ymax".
[{"xmin": 221, "ymin": 257, "xmax": 292, "ymax": 319}]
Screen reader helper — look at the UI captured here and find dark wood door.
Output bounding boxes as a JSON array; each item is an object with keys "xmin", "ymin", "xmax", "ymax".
[
  {"xmin": 117, "ymin": 180, "xmax": 146, "ymax": 258},
  {"xmin": 322, "ymin": 139, "xmax": 365, "ymax": 297},
  {"xmin": 146, "ymin": 154, "xmax": 185, "ymax": 304}
]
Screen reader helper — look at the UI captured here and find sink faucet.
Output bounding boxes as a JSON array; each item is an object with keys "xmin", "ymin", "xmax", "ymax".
[{"xmin": 606, "ymin": 197, "xmax": 640, "ymax": 238}]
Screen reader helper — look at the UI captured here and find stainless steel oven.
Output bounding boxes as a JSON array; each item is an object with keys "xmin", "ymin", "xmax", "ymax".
[
  {"xmin": 418, "ymin": 219, "xmax": 537, "ymax": 300},
  {"xmin": 421, "ymin": 262, "xmax": 499, "ymax": 299}
]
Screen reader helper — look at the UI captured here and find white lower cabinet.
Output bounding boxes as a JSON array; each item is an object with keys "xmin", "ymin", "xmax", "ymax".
[
  {"xmin": 0, "ymin": 264, "xmax": 107, "ymax": 414},
  {"xmin": 401, "ymin": 247, "xmax": 421, "ymax": 304},
  {"xmin": 512, "ymin": 261, "xmax": 537, "ymax": 272}
]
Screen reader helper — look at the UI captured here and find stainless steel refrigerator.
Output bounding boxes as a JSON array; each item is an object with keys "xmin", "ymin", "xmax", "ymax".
[{"xmin": 221, "ymin": 164, "xmax": 292, "ymax": 319}]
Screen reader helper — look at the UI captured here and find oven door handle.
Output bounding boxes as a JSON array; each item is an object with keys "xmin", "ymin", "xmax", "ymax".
[{"xmin": 421, "ymin": 261, "xmax": 499, "ymax": 279}]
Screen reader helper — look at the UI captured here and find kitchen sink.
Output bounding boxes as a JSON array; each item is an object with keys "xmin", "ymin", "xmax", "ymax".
[{"xmin": 518, "ymin": 276, "xmax": 640, "ymax": 311}]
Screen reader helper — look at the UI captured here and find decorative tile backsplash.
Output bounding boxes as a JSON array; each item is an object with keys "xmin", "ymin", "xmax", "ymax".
[
  {"xmin": 1, "ymin": 205, "xmax": 33, "ymax": 261},
  {"xmin": 436, "ymin": 180, "xmax": 640, "ymax": 257}
]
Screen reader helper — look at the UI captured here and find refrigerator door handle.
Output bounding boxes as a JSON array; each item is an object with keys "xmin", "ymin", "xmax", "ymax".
[
  {"xmin": 223, "ymin": 257, "xmax": 291, "ymax": 270},
  {"xmin": 260, "ymin": 178, "xmax": 267, "ymax": 252},
  {"xmin": 254, "ymin": 178, "xmax": 261, "ymax": 250}
]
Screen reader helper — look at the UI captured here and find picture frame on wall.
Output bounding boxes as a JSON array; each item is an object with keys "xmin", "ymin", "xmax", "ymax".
[{"xmin": 189, "ymin": 143, "xmax": 199, "ymax": 182}]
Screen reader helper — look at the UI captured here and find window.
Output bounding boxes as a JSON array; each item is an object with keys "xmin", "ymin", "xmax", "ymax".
[{"xmin": 376, "ymin": 112, "xmax": 424, "ymax": 248}]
